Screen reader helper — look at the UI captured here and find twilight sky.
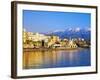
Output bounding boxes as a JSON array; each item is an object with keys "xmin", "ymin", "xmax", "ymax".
[{"xmin": 23, "ymin": 10, "xmax": 91, "ymax": 33}]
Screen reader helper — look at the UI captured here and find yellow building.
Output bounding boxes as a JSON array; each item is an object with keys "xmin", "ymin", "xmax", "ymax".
[
  {"xmin": 23, "ymin": 29, "xmax": 51, "ymax": 48},
  {"xmin": 23, "ymin": 29, "xmax": 50, "ymax": 42},
  {"xmin": 67, "ymin": 39, "xmax": 78, "ymax": 48},
  {"xmin": 47, "ymin": 36, "xmax": 60, "ymax": 47},
  {"xmin": 31, "ymin": 33, "xmax": 50, "ymax": 42},
  {"xmin": 23, "ymin": 28, "xmax": 28, "ymax": 43}
]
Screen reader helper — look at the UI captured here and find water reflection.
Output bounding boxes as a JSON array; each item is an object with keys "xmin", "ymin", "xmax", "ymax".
[{"xmin": 23, "ymin": 48, "xmax": 90, "ymax": 69}]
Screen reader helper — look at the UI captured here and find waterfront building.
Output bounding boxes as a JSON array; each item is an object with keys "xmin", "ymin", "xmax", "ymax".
[
  {"xmin": 27, "ymin": 32, "xmax": 34, "ymax": 41},
  {"xmin": 47, "ymin": 36, "xmax": 60, "ymax": 47},
  {"xmin": 23, "ymin": 29, "xmax": 50, "ymax": 42},
  {"xmin": 23, "ymin": 29, "xmax": 51, "ymax": 48},
  {"xmin": 28, "ymin": 32, "xmax": 50, "ymax": 42},
  {"xmin": 60, "ymin": 39, "xmax": 68, "ymax": 47},
  {"xmin": 66, "ymin": 39, "xmax": 78, "ymax": 48},
  {"xmin": 23, "ymin": 28, "xmax": 28, "ymax": 43},
  {"xmin": 23, "ymin": 28, "xmax": 81, "ymax": 49},
  {"xmin": 53, "ymin": 44, "xmax": 62, "ymax": 48}
]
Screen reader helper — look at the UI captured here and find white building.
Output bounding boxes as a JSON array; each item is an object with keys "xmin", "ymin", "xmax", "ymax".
[{"xmin": 67, "ymin": 39, "xmax": 78, "ymax": 48}]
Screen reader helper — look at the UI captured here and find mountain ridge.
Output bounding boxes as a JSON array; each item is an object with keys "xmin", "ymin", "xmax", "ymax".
[{"xmin": 44, "ymin": 28, "xmax": 91, "ymax": 41}]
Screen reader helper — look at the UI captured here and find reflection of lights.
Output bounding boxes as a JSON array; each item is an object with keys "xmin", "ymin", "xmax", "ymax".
[
  {"xmin": 23, "ymin": 51, "xmax": 44, "ymax": 68},
  {"xmin": 67, "ymin": 50, "xmax": 80, "ymax": 65},
  {"xmin": 23, "ymin": 48, "xmax": 85, "ymax": 69}
]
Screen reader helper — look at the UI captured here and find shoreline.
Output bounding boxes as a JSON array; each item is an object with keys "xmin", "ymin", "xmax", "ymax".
[{"xmin": 23, "ymin": 47, "xmax": 90, "ymax": 52}]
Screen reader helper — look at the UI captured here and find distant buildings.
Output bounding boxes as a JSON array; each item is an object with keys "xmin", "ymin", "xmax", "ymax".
[
  {"xmin": 23, "ymin": 28, "xmax": 89, "ymax": 49},
  {"xmin": 23, "ymin": 29, "xmax": 50, "ymax": 43}
]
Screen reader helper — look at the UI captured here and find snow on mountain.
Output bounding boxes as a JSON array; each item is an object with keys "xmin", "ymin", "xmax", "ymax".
[{"xmin": 45, "ymin": 27, "xmax": 91, "ymax": 41}]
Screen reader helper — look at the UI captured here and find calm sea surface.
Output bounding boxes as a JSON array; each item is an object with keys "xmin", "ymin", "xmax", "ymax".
[{"xmin": 23, "ymin": 48, "xmax": 91, "ymax": 69}]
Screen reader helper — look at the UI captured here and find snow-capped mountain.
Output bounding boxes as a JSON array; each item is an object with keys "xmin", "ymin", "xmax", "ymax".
[{"xmin": 45, "ymin": 28, "xmax": 91, "ymax": 41}]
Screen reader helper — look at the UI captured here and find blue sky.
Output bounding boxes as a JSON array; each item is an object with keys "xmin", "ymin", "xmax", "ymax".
[{"xmin": 23, "ymin": 10, "xmax": 91, "ymax": 33}]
